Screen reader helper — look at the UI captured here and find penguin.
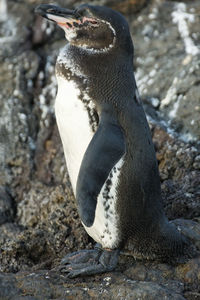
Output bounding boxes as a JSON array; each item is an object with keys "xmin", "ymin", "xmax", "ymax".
[{"xmin": 35, "ymin": 4, "xmax": 189, "ymax": 277}]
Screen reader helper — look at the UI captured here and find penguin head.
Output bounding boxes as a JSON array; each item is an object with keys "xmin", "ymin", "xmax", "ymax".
[{"xmin": 35, "ymin": 3, "xmax": 133, "ymax": 54}]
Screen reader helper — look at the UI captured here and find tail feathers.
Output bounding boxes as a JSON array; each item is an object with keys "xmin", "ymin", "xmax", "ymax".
[
  {"xmin": 154, "ymin": 221, "xmax": 189, "ymax": 260},
  {"xmin": 124, "ymin": 220, "xmax": 192, "ymax": 262}
]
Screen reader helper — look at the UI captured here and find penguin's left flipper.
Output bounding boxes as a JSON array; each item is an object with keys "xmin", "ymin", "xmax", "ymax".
[
  {"xmin": 76, "ymin": 110, "xmax": 125, "ymax": 227},
  {"xmin": 59, "ymin": 248, "xmax": 120, "ymax": 278}
]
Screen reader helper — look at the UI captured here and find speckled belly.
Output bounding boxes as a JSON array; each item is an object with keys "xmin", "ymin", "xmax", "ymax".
[{"xmin": 84, "ymin": 157, "xmax": 124, "ymax": 249}]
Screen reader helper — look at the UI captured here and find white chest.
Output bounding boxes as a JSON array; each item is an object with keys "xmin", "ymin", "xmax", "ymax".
[{"xmin": 55, "ymin": 75, "xmax": 94, "ymax": 193}]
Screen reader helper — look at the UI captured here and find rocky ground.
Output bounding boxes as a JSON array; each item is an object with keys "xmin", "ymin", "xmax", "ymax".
[{"xmin": 0, "ymin": 0, "xmax": 200, "ymax": 299}]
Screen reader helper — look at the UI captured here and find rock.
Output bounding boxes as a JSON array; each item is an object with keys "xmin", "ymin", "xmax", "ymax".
[
  {"xmin": 133, "ymin": 0, "xmax": 200, "ymax": 142},
  {"xmin": 0, "ymin": 272, "xmax": 22, "ymax": 300},
  {"xmin": 184, "ymin": 292, "xmax": 200, "ymax": 300},
  {"xmin": 175, "ymin": 258, "xmax": 200, "ymax": 287},
  {"xmin": 102, "ymin": 0, "xmax": 148, "ymax": 14},
  {"xmin": 150, "ymin": 125, "xmax": 200, "ymax": 220},
  {"xmin": 0, "ymin": 270, "xmax": 188, "ymax": 300},
  {"xmin": 0, "ymin": 187, "xmax": 15, "ymax": 225},
  {"xmin": 173, "ymin": 219, "xmax": 200, "ymax": 250}
]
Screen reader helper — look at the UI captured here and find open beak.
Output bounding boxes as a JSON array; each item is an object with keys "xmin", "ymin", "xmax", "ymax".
[{"xmin": 35, "ymin": 4, "xmax": 81, "ymax": 29}]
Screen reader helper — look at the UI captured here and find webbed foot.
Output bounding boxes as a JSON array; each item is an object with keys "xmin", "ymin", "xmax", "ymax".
[{"xmin": 59, "ymin": 245, "xmax": 119, "ymax": 278}]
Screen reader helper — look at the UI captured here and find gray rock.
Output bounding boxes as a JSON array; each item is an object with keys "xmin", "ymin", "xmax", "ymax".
[
  {"xmin": 0, "ymin": 272, "xmax": 22, "ymax": 300},
  {"xmin": 133, "ymin": 0, "xmax": 200, "ymax": 142},
  {"xmin": 152, "ymin": 126, "xmax": 200, "ymax": 220},
  {"xmin": 0, "ymin": 187, "xmax": 15, "ymax": 225},
  {"xmin": 0, "ymin": 270, "xmax": 188, "ymax": 300},
  {"xmin": 173, "ymin": 219, "xmax": 200, "ymax": 250}
]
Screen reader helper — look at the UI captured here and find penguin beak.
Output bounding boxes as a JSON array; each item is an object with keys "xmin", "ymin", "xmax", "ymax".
[
  {"xmin": 35, "ymin": 4, "xmax": 81, "ymax": 28},
  {"xmin": 35, "ymin": 4, "xmax": 99, "ymax": 32}
]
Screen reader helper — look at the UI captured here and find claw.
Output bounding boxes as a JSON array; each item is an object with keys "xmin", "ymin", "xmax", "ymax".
[
  {"xmin": 60, "ymin": 262, "xmax": 108, "ymax": 278},
  {"xmin": 59, "ymin": 248, "xmax": 120, "ymax": 278},
  {"xmin": 61, "ymin": 249, "xmax": 101, "ymax": 265}
]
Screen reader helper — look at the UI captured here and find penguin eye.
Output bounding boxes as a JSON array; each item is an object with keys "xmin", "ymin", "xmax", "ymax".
[
  {"xmin": 82, "ymin": 17, "xmax": 99, "ymax": 27},
  {"xmin": 88, "ymin": 20, "xmax": 98, "ymax": 25}
]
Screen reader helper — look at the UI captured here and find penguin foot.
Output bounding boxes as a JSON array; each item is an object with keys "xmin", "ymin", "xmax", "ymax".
[{"xmin": 58, "ymin": 247, "xmax": 119, "ymax": 278}]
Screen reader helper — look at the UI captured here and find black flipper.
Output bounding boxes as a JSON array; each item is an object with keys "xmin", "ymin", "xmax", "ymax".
[{"xmin": 76, "ymin": 111, "xmax": 125, "ymax": 227}]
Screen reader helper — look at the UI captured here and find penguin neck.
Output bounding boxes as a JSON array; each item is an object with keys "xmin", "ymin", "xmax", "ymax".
[
  {"xmin": 56, "ymin": 43, "xmax": 135, "ymax": 109},
  {"xmin": 58, "ymin": 43, "xmax": 132, "ymax": 72}
]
